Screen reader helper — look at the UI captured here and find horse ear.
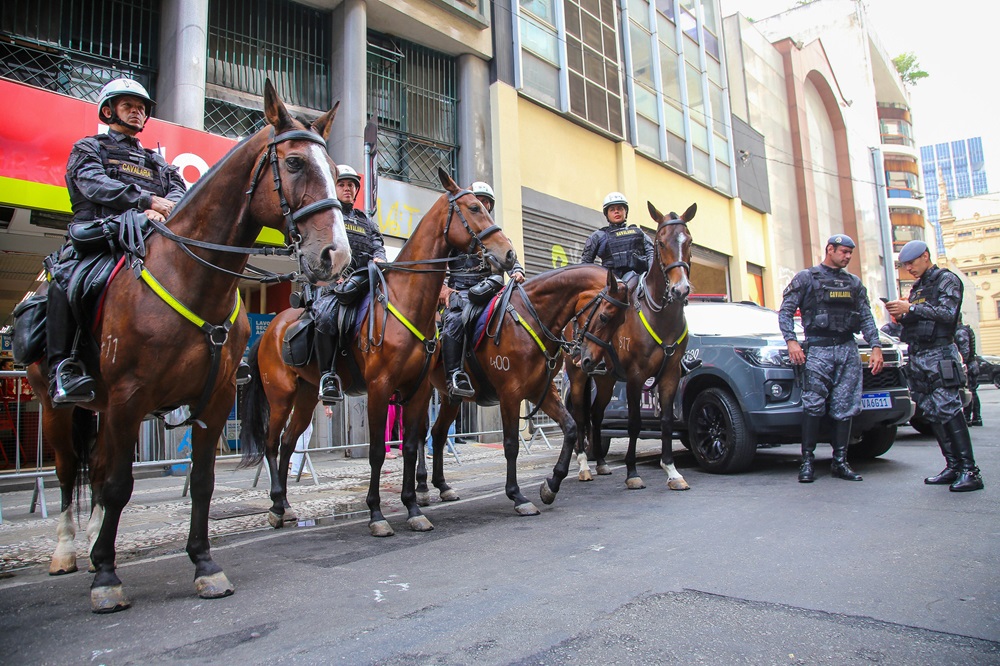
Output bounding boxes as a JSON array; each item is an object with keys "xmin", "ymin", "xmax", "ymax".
[
  {"xmin": 606, "ymin": 267, "xmax": 617, "ymax": 293},
  {"xmin": 647, "ymin": 201, "xmax": 663, "ymax": 223},
  {"xmin": 438, "ymin": 167, "xmax": 460, "ymax": 195},
  {"xmin": 682, "ymin": 202, "xmax": 697, "ymax": 222},
  {"xmin": 263, "ymin": 79, "xmax": 293, "ymax": 130},
  {"xmin": 312, "ymin": 101, "xmax": 339, "ymax": 141}
]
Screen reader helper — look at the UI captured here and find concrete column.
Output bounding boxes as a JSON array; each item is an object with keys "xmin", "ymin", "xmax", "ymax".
[
  {"xmin": 329, "ymin": 0, "xmax": 367, "ymax": 167},
  {"xmin": 457, "ymin": 54, "xmax": 492, "ymax": 185},
  {"xmin": 156, "ymin": 0, "xmax": 209, "ymax": 130}
]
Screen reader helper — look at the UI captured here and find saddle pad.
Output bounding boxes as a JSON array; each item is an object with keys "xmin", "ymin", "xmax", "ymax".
[
  {"xmin": 92, "ymin": 257, "xmax": 128, "ymax": 331},
  {"xmin": 350, "ymin": 294, "xmax": 372, "ymax": 341},
  {"xmin": 473, "ymin": 293, "xmax": 502, "ymax": 350}
]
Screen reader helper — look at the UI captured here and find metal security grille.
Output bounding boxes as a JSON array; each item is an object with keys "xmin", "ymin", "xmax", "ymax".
[
  {"xmin": 367, "ymin": 34, "xmax": 457, "ymax": 189},
  {"xmin": 0, "ymin": 0, "xmax": 158, "ymax": 100},
  {"xmin": 207, "ymin": 0, "xmax": 331, "ymax": 111},
  {"xmin": 204, "ymin": 98, "xmax": 266, "ymax": 140}
]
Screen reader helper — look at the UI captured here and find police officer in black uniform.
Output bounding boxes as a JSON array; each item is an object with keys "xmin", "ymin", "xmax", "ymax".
[
  {"xmin": 315, "ymin": 164, "xmax": 387, "ymax": 403},
  {"xmin": 954, "ymin": 318, "xmax": 983, "ymax": 426},
  {"xmin": 48, "ymin": 78, "xmax": 186, "ymax": 404},
  {"xmin": 778, "ymin": 234, "xmax": 884, "ymax": 483},
  {"xmin": 441, "ymin": 182, "xmax": 525, "ymax": 398},
  {"xmin": 580, "ymin": 192, "xmax": 654, "ymax": 280},
  {"xmin": 887, "ymin": 240, "xmax": 984, "ymax": 491}
]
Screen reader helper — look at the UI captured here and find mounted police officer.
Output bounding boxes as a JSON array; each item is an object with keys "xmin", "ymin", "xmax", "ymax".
[
  {"xmin": 886, "ymin": 240, "xmax": 984, "ymax": 491},
  {"xmin": 779, "ymin": 234, "xmax": 884, "ymax": 483},
  {"xmin": 580, "ymin": 192, "xmax": 654, "ymax": 280},
  {"xmin": 47, "ymin": 78, "xmax": 186, "ymax": 404},
  {"xmin": 441, "ymin": 182, "xmax": 525, "ymax": 398},
  {"xmin": 315, "ymin": 164, "xmax": 387, "ymax": 403},
  {"xmin": 954, "ymin": 318, "xmax": 983, "ymax": 427}
]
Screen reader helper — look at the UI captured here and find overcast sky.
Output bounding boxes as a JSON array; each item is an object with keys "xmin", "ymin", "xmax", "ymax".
[{"xmin": 720, "ymin": 0, "xmax": 1000, "ymax": 196}]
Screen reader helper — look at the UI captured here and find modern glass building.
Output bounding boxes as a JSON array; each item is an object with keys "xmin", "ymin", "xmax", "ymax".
[{"xmin": 920, "ymin": 136, "xmax": 990, "ymax": 252}]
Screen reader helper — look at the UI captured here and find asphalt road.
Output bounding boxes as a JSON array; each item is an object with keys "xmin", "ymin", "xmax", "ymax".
[{"xmin": 1, "ymin": 391, "xmax": 998, "ymax": 665}]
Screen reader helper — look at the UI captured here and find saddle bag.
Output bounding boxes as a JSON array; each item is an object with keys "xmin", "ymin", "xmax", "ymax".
[
  {"xmin": 282, "ymin": 316, "xmax": 315, "ymax": 367},
  {"xmin": 332, "ymin": 272, "xmax": 370, "ymax": 305},
  {"xmin": 68, "ymin": 220, "xmax": 118, "ymax": 256},
  {"xmin": 12, "ymin": 293, "xmax": 48, "ymax": 366},
  {"xmin": 468, "ymin": 275, "xmax": 504, "ymax": 305}
]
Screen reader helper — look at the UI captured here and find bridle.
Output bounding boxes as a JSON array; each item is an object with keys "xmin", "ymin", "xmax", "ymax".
[
  {"xmin": 642, "ymin": 216, "xmax": 691, "ymax": 312},
  {"xmin": 575, "ymin": 282, "xmax": 630, "ymax": 361},
  {"xmin": 444, "ymin": 188, "xmax": 503, "ymax": 260}
]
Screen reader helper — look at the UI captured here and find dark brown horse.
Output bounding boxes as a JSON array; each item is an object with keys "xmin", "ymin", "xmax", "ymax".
[
  {"xmin": 417, "ymin": 264, "xmax": 628, "ymax": 513},
  {"xmin": 26, "ymin": 81, "xmax": 351, "ymax": 613},
  {"xmin": 239, "ymin": 169, "xmax": 518, "ymax": 536},
  {"xmin": 553, "ymin": 201, "xmax": 696, "ymax": 498}
]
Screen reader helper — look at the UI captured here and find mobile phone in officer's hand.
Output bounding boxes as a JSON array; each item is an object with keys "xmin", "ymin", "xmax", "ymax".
[{"xmin": 879, "ymin": 297, "xmax": 889, "ymax": 303}]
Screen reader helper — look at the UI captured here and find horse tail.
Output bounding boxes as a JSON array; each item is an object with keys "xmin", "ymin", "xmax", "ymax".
[
  {"xmin": 238, "ymin": 337, "xmax": 271, "ymax": 469},
  {"xmin": 72, "ymin": 407, "xmax": 97, "ymax": 517}
]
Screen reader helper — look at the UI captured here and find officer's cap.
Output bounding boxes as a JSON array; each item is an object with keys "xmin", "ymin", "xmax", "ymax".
[
  {"xmin": 826, "ymin": 234, "xmax": 855, "ymax": 249},
  {"xmin": 898, "ymin": 240, "xmax": 929, "ymax": 263}
]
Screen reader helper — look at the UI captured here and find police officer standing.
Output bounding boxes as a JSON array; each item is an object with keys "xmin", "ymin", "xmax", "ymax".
[
  {"xmin": 48, "ymin": 78, "xmax": 187, "ymax": 404},
  {"xmin": 954, "ymin": 318, "xmax": 983, "ymax": 427},
  {"xmin": 314, "ymin": 164, "xmax": 387, "ymax": 403},
  {"xmin": 779, "ymin": 234, "xmax": 884, "ymax": 483},
  {"xmin": 886, "ymin": 240, "xmax": 984, "ymax": 491},
  {"xmin": 581, "ymin": 192, "xmax": 654, "ymax": 280},
  {"xmin": 441, "ymin": 182, "xmax": 525, "ymax": 398}
]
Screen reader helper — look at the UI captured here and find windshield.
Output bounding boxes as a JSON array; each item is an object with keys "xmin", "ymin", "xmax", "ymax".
[{"xmin": 686, "ymin": 303, "xmax": 799, "ymax": 337}]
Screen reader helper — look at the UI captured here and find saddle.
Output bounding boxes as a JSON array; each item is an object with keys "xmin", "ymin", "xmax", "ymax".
[
  {"xmin": 457, "ymin": 287, "xmax": 517, "ymax": 407},
  {"xmin": 282, "ymin": 293, "xmax": 368, "ymax": 370}
]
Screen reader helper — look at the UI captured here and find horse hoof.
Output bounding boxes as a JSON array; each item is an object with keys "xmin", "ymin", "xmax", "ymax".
[
  {"xmin": 283, "ymin": 508, "xmax": 298, "ymax": 523},
  {"xmin": 596, "ymin": 464, "xmax": 613, "ymax": 475},
  {"xmin": 416, "ymin": 491, "xmax": 430, "ymax": 507},
  {"xmin": 369, "ymin": 520, "xmax": 395, "ymax": 537},
  {"xmin": 515, "ymin": 502, "xmax": 540, "ymax": 516},
  {"xmin": 49, "ymin": 556, "xmax": 78, "ymax": 576},
  {"xmin": 578, "ymin": 469, "xmax": 593, "ymax": 482},
  {"xmin": 668, "ymin": 478, "xmax": 690, "ymax": 491},
  {"xmin": 267, "ymin": 511, "xmax": 286, "ymax": 529},
  {"xmin": 407, "ymin": 515, "xmax": 434, "ymax": 532},
  {"xmin": 539, "ymin": 480, "xmax": 557, "ymax": 505},
  {"xmin": 196, "ymin": 571, "xmax": 235, "ymax": 599},
  {"xmin": 91, "ymin": 585, "xmax": 131, "ymax": 614},
  {"xmin": 440, "ymin": 488, "xmax": 461, "ymax": 502},
  {"xmin": 625, "ymin": 477, "xmax": 646, "ymax": 490}
]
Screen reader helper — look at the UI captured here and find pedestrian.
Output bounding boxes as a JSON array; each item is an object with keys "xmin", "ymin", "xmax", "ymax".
[
  {"xmin": 46, "ymin": 78, "xmax": 186, "ymax": 404},
  {"xmin": 580, "ymin": 192, "xmax": 654, "ymax": 280},
  {"xmin": 312, "ymin": 164, "xmax": 387, "ymax": 404},
  {"xmin": 385, "ymin": 403, "xmax": 402, "ymax": 459},
  {"xmin": 886, "ymin": 240, "xmax": 984, "ymax": 491},
  {"xmin": 954, "ymin": 318, "xmax": 983, "ymax": 427},
  {"xmin": 779, "ymin": 234, "xmax": 884, "ymax": 483},
  {"xmin": 441, "ymin": 182, "xmax": 525, "ymax": 398},
  {"xmin": 289, "ymin": 417, "xmax": 313, "ymax": 479}
]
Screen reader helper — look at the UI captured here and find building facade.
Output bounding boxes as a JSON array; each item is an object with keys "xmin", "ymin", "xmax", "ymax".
[{"xmin": 921, "ymin": 136, "xmax": 990, "ymax": 254}]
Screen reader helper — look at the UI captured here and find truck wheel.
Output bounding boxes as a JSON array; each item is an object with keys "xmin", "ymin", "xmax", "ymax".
[
  {"xmin": 849, "ymin": 425, "xmax": 897, "ymax": 459},
  {"xmin": 994, "ymin": 373, "xmax": 1000, "ymax": 389},
  {"xmin": 909, "ymin": 410, "xmax": 935, "ymax": 436},
  {"xmin": 688, "ymin": 388, "xmax": 755, "ymax": 473}
]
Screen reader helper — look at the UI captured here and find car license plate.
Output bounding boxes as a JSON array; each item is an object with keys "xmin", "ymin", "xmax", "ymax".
[{"xmin": 862, "ymin": 392, "xmax": 891, "ymax": 410}]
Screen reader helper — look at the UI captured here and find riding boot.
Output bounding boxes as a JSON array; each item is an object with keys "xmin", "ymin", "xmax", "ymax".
[
  {"xmin": 943, "ymin": 413, "xmax": 984, "ymax": 492},
  {"xmin": 45, "ymin": 281, "xmax": 95, "ymax": 404},
  {"xmin": 830, "ymin": 418, "xmax": 862, "ymax": 481},
  {"xmin": 798, "ymin": 413, "xmax": 820, "ymax": 483},
  {"xmin": 925, "ymin": 422, "xmax": 959, "ymax": 485},
  {"xmin": 314, "ymin": 333, "xmax": 343, "ymax": 404},
  {"xmin": 443, "ymin": 335, "xmax": 474, "ymax": 398}
]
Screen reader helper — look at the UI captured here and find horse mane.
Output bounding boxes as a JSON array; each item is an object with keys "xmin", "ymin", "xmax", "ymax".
[{"xmin": 170, "ymin": 128, "xmax": 268, "ymax": 216}]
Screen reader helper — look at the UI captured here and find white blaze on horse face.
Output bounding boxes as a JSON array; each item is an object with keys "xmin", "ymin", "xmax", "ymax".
[{"xmin": 308, "ymin": 144, "xmax": 350, "ymax": 271}]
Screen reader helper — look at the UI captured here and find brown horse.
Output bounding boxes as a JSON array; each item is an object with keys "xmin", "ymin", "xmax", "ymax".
[
  {"xmin": 554, "ymin": 201, "xmax": 696, "ymax": 497},
  {"xmin": 239, "ymin": 169, "xmax": 518, "ymax": 536},
  {"xmin": 416, "ymin": 264, "xmax": 628, "ymax": 513},
  {"xmin": 26, "ymin": 81, "xmax": 351, "ymax": 613}
]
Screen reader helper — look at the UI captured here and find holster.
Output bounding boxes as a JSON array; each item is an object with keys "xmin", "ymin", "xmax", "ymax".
[
  {"xmin": 939, "ymin": 357, "xmax": 966, "ymax": 389},
  {"xmin": 332, "ymin": 271, "xmax": 369, "ymax": 305}
]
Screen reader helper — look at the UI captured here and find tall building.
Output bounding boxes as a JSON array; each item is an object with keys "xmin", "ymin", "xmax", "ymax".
[{"xmin": 920, "ymin": 136, "xmax": 990, "ymax": 254}]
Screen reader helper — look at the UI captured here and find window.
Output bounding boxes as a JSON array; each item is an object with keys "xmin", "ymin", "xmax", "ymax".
[
  {"xmin": 563, "ymin": 0, "xmax": 624, "ymax": 135},
  {"xmin": 958, "ymin": 231, "xmax": 974, "ymax": 238},
  {"xmin": 367, "ymin": 34, "xmax": 458, "ymax": 189}
]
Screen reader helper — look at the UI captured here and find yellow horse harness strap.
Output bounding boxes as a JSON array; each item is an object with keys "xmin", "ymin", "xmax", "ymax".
[
  {"xmin": 139, "ymin": 267, "xmax": 241, "ymax": 332},
  {"xmin": 507, "ymin": 307, "xmax": 548, "ymax": 355},
  {"xmin": 386, "ymin": 301, "xmax": 436, "ymax": 345},
  {"xmin": 638, "ymin": 308, "xmax": 687, "ymax": 349}
]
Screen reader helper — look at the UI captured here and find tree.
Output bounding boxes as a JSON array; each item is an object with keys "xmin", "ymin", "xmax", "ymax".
[{"xmin": 893, "ymin": 52, "xmax": 929, "ymax": 87}]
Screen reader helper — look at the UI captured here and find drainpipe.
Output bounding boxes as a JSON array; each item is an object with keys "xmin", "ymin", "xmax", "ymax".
[{"xmin": 871, "ymin": 147, "xmax": 898, "ymax": 300}]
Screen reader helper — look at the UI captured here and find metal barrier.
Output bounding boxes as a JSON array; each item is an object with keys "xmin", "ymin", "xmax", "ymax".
[{"xmin": 519, "ymin": 371, "xmax": 566, "ymax": 452}]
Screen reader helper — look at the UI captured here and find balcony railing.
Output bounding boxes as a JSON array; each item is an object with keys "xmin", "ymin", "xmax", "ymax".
[{"xmin": 881, "ymin": 133, "xmax": 915, "ymax": 148}]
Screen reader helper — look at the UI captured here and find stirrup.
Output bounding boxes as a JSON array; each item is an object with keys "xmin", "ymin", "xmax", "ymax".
[
  {"xmin": 318, "ymin": 372, "xmax": 344, "ymax": 404},
  {"xmin": 235, "ymin": 360, "xmax": 252, "ymax": 386},
  {"xmin": 51, "ymin": 358, "xmax": 96, "ymax": 405},
  {"xmin": 448, "ymin": 371, "xmax": 475, "ymax": 398}
]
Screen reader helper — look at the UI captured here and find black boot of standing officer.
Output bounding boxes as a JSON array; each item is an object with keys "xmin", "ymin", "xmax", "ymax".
[
  {"xmin": 798, "ymin": 413, "xmax": 821, "ymax": 483},
  {"xmin": 941, "ymin": 413, "xmax": 984, "ymax": 492},
  {"xmin": 830, "ymin": 417, "xmax": 862, "ymax": 481},
  {"xmin": 926, "ymin": 423, "xmax": 959, "ymax": 485}
]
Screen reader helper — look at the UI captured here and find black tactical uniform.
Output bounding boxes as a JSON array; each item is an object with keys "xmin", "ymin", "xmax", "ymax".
[
  {"xmin": 580, "ymin": 223, "xmax": 654, "ymax": 280},
  {"xmin": 954, "ymin": 323, "xmax": 982, "ymax": 426},
  {"xmin": 899, "ymin": 256, "xmax": 983, "ymax": 491},
  {"xmin": 48, "ymin": 128, "xmax": 186, "ymax": 402}
]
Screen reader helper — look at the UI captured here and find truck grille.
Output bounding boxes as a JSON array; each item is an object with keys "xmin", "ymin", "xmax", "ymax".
[{"xmin": 863, "ymin": 366, "xmax": 905, "ymax": 390}]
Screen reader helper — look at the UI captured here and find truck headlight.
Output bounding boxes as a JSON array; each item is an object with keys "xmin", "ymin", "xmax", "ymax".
[{"xmin": 735, "ymin": 347, "xmax": 791, "ymax": 367}]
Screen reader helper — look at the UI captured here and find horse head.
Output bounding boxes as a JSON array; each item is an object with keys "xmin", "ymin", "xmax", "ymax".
[
  {"xmin": 251, "ymin": 79, "xmax": 351, "ymax": 282},
  {"xmin": 577, "ymin": 267, "xmax": 629, "ymax": 374},
  {"xmin": 648, "ymin": 201, "xmax": 696, "ymax": 305},
  {"xmin": 437, "ymin": 168, "xmax": 518, "ymax": 273}
]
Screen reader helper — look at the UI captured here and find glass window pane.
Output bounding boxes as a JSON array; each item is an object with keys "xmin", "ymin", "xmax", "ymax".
[
  {"xmin": 521, "ymin": 17, "xmax": 559, "ymax": 63},
  {"xmin": 605, "ymin": 61, "xmax": 621, "ymax": 96},
  {"xmin": 703, "ymin": 0, "xmax": 719, "ymax": 35},
  {"xmin": 680, "ymin": 6, "xmax": 698, "ymax": 43},
  {"xmin": 655, "ymin": 0, "xmax": 675, "ymax": 22},
  {"xmin": 660, "ymin": 47, "xmax": 680, "ymax": 104},
  {"xmin": 664, "ymin": 100, "xmax": 684, "ymax": 134},
  {"xmin": 692, "ymin": 146, "xmax": 711, "ymax": 181},
  {"xmin": 582, "ymin": 12, "xmax": 603, "ymax": 49},
  {"xmin": 585, "ymin": 46, "xmax": 605, "ymax": 86},
  {"xmin": 567, "ymin": 36, "xmax": 584, "ymax": 72},
  {"xmin": 667, "ymin": 131, "xmax": 686, "ymax": 169},
  {"xmin": 603, "ymin": 25, "xmax": 617, "ymax": 58},
  {"xmin": 714, "ymin": 132, "xmax": 729, "ymax": 164},
  {"xmin": 608, "ymin": 92, "xmax": 623, "ymax": 135},
  {"xmin": 586, "ymin": 79, "xmax": 610, "ymax": 130},
  {"xmin": 703, "ymin": 30, "xmax": 719, "ymax": 59},
  {"xmin": 630, "ymin": 24, "xmax": 654, "ymax": 87},
  {"xmin": 635, "ymin": 83, "xmax": 658, "ymax": 120},
  {"xmin": 569, "ymin": 71, "xmax": 587, "ymax": 116},
  {"xmin": 706, "ymin": 54, "xmax": 721, "ymax": 84},
  {"xmin": 657, "ymin": 14, "xmax": 677, "ymax": 50},
  {"xmin": 581, "ymin": 0, "xmax": 600, "ymax": 17},
  {"xmin": 522, "ymin": 50, "xmax": 560, "ymax": 107},
  {"xmin": 683, "ymin": 36, "xmax": 700, "ymax": 68},
  {"xmin": 522, "ymin": 0, "xmax": 555, "ymax": 23},
  {"xmin": 686, "ymin": 62, "xmax": 704, "ymax": 122},
  {"xmin": 629, "ymin": 0, "xmax": 651, "ymax": 29},
  {"xmin": 565, "ymin": 4, "xmax": 582, "ymax": 38},
  {"xmin": 709, "ymin": 82, "xmax": 726, "ymax": 135},
  {"xmin": 637, "ymin": 114, "xmax": 660, "ymax": 156},
  {"xmin": 716, "ymin": 161, "xmax": 731, "ymax": 194},
  {"xmin": 691, "ymin": 118, "xmax": 709, "ymax": 151}
]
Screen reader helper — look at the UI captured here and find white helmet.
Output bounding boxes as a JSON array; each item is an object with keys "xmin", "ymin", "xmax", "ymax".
[
  {"xmin": 470, "ymin": 181, "xmax": 495, "ymax": 205},
  {"xmin": 602, "ymin": 191, "xmax": 629, "ymax": 217},
  {"xmin": 97, "ymin": 78, "xmax": 153, "ymax": 124},
  {"xmin": 336, "ymin": 164, "xmax": 361, "ymax": 186}
]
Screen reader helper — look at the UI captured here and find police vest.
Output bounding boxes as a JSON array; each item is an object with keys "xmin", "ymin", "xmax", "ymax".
[
  {"xmin": 603, "ymin": 224, "xmax": 648, "ymax": 277},
  {"xmin": 68, "ymin": 134, "xmax": 170, "ymax": 222},
  {"xmin": 901, "ymin": 267, "xmax": 962, "ymax": 346},
  {"xmin": 343, "ymin": 208, "xmax": 379, "ymax": 272},
  {"xmin": 447, "ymin": 251, "xmax": 489, "ymax": 291},
  {"xmin": 803, "ymin": 266, "xmax": 862, "ymax": 337}
]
